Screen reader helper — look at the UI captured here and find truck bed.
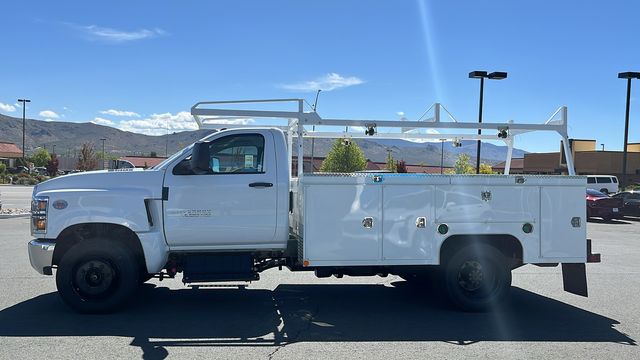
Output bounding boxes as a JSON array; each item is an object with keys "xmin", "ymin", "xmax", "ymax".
[{"xmin": 291, "ymin": 173, "xmax": 587, "ymax": 267}]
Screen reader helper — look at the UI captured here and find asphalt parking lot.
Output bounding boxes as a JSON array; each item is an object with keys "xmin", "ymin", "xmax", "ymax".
[{"xmin": 0, "ymin": 186, "xmax": 638, "ymax": 359}]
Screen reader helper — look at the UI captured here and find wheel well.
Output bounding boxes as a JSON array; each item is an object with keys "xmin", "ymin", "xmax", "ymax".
[
  {"xmin": 53, "ymin": 223, "xmax": 148, "ymax": 274},
  {"xmin": 439, "ymin": 234, "xmax": 523, "ymax": 268}
]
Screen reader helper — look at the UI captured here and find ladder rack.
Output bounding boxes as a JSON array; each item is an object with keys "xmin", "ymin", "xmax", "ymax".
[{"xmin": 191, "ymin": 99, "xmax": 575, "ymax": 177}]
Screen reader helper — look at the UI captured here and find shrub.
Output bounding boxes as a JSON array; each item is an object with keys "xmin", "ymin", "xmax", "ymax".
[{"xmin": 320, "ymin": 139, "xmax": 367, "ymax": 173}]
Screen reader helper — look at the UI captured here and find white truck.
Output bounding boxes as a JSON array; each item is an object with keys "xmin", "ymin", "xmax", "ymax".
[{"xmin": 28, "ymin": 99, "xmax": 600, "ymax": 313}]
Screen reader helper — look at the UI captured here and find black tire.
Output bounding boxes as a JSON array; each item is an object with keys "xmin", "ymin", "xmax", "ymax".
[
  {"xmin": 600, "ymin": 188, "xmax": 609, "ymax": 195},
  {"xmin": 444, "ymin": 243, "xmax": 511, "ymax": 312},
  {"xmin": 56, "ymin": 239, "xmax": 139, "ymax": 313},
  {"xmin": 139, "ymin": 273, "xmax": 154, "ymax": 284}
]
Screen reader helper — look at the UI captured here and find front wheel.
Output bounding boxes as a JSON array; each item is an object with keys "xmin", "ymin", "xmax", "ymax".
[
  {"xmin": 56, "ymin": 239, "xmax": 139, "ymax": 313},
  {"xmin": 444, "ymin": 244, "xmax": 511, "ymax": 312}
]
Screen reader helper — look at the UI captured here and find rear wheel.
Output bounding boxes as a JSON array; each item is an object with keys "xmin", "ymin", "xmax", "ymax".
[
  {"xmin": 56, "ymin": 239, "xmax": 139, "ymax": 313},
  {"xmin": 444, "ymin": 244, "xmax": 511, "ymax": 312}
]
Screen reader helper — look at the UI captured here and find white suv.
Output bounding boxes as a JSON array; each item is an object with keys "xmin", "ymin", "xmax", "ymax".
[{"xmin": 587, "ymin": 175, "xmax": 619, "ymax": 194}]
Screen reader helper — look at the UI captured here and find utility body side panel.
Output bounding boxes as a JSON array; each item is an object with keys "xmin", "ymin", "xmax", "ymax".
[{"xmin": 298, "ymin": 174, "xmax": 587, "ymax": 267}]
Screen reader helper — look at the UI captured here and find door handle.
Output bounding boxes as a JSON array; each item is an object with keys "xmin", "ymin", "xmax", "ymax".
[{"xmin": 249, "ymin": 182, "xmax": 273, "ymax": 188}]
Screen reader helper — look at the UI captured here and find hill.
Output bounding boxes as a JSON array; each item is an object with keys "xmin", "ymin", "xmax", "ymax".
[{"xmin": 0, "ymin": 114, "xmax": 526, "ymax": 166}]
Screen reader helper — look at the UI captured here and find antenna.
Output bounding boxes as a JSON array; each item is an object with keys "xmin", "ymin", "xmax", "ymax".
[{"xmin": 312, "ymin": 89, "xmax": 322, "ymax": 112}]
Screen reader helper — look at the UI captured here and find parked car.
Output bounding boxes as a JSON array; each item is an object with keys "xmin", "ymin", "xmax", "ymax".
[
  {"xmin": 611, "ymin": 191, "xmax": 640, "ymax": 217},
  {"xmin": 586, "ymin": 189, "xmax": 623, "ymax": 221},
  {"xmin": 33, "ymin": 167, "xmax": 48, "ymax": 176},
  {"xmin": 586, "ymin": 175, "xmax": 619, "ymax": 194},
  {"xmin": 7, "ymin": 166, "xmax": 29, "ymax": 174}
]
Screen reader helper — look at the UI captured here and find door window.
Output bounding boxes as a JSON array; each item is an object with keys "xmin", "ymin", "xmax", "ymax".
[
  {"xmin": 596, "ymin": 177, "xmax": 612, "ymax": 183},
  {"xmin": 173, "ymin": 134, "xmax": 265, "ymax": 175},
  {"xmin": 587, "ymin": 177, "xmax": 595, "ymax": 184},
  {"xmin": 208, "ymin": 134, "xmax": 265, "ymax": 174}
]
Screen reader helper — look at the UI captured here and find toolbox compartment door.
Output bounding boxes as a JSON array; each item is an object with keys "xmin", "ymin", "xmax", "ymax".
[{"xmin": 304, "ymin": 184, "xmax": 381, "ymax": 261}]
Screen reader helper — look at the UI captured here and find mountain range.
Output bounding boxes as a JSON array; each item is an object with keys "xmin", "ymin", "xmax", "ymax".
[{"xmin": 0, "ymin": 114, "xmax": 526, "ymax": 166}]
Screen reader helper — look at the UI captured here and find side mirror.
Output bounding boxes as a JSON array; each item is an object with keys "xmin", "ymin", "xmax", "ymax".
[{"xmin": 190, "ymin": 141, "xmax": 211, "ymax": 174}]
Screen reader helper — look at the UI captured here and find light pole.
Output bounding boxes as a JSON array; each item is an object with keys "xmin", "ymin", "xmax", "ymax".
[
  {"xmin": 618, "ymin": 72, "xmax": 640, "ymax": 189},
  {"xmin": 52, "ymin": 144, "xmax": 56, "ymax": 155},
  {"xmin": 100, "ymin": 138, "xmax": 106, "ymax": 169},
  {"xmin": 469, "ymin": 71, "xmax": 507, "ymax": 173},
  {"xmin": 17, "ymin": 99, "xmax": 31, "ymax": 161},
  {"xmin": 310, "ymin": 89, "xmax": 321, "ymax": 172},
  {"xmin": 440, "ymin": 138, "xmax": 447, "ymax": 174}
]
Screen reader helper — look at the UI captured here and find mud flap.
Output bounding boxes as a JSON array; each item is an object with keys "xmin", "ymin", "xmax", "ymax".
[{"xmin": 562, "ymin": 263, "xmax": 588, "ymax": 297}]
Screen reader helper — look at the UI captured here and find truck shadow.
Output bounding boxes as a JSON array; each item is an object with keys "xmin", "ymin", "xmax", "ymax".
[{"xmin": 0, "ymin": 282, "xmax": 635, "ymax": 359}]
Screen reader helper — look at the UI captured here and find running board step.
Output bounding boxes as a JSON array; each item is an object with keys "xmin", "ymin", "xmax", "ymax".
[{"xmin": 188, "ymin": 283, "xmax": 249, "ymax": 289}]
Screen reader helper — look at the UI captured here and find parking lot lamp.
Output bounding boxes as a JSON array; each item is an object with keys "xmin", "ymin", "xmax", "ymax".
[
  {"xmin": 618, "ymin": 72, "xmax": 640, "ymax": 189},
  {"xmin": 17, "ymin": 99, "xmax": 31, "ymax": 161},
  {"xmin": 100, "ymin": 138, "xmax": 106, "ymax": 169},
  {"xmin": 469, "ymin": 71, "xmax": 507, "ymax": 173}
]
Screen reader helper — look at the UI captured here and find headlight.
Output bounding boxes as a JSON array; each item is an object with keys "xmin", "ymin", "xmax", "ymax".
[{"xmin": 31, "ymin": 196, "xmax": 49, "ymax": 234}]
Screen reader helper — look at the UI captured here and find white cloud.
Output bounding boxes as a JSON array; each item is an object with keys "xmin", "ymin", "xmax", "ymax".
[
  {"xmin": 116, "ymin": 111, "xmax": 255, "ymax": 136},
  {"xmin": 39, "ymin": 110, "xmax": 60, "ymax": 119},
  {"xmin": 91, "ymin": 117, "xmax": 115, "ymax": 126},
  {"xmin": 396, "ymin": 111, "xmax": 405, "ymax": 117},
  {"xmin": 85, "ymin": 110, "xmax": 253, "ymax": 135},
  {"xmin": 282, "ymin": 73, "xmax": 364, "ymax": 92},
  {"xmin": 404, "ymin": 128, "xmax": 442, "ymax": 143},
  {"xmin": 78, "ymin": 24, "xmax": 166, "ymax": 42},
  {"xmin": 100, "ymin": 109, "xmax": 140, "ymax": 117},
  {"xmin": 0, "ymin": 102, "xmax": 16, "ymax": 112}
]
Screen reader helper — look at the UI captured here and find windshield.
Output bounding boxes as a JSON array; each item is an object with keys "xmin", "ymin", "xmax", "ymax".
[
  {"xmin": 587, "ymin": 189, "xmax": 608, "ymax": 197},
  {"xmin": 151, "ymin": 144, "xmax": 194, "ymax": 170},
  {"xmin": 151, "ymin": 130, "xmax": 221, "ymax": 170}
]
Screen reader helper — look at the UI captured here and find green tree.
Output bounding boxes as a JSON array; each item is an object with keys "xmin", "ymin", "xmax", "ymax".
[
  {"xmin": 320, "ymin": 139, "xmax": 367, "ymax": 173},
  {"xmin": 30, "ymin": 148, "xmax": 51, "ymax": 167},
  {"xmin": 479, "ymin": 163, "xmax": 495, "ymax": 174},
  {"xmin": 0, "ymin": 163, "xmax": 6, "ymax": 174},
  {"xmin": 385, "ymin": 151, "xmax": 397, "ymax": 172},
  {"xmin": 452, "ymin": 153, "xmax": 475, "ymax": 174}
]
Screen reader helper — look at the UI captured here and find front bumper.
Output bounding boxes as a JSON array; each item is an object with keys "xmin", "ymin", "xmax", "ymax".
[{"xmin": 28, "ymin": 240, "xmax": 55, "ymax": 275}]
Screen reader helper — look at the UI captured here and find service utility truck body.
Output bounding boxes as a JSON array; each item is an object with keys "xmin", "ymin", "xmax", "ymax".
[{"xmin": 28, "ymin": 99, "xmax": 600, "ymax": 313}]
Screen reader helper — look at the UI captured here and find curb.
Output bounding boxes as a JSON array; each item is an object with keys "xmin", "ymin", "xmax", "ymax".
[{"xmin": 0, "ymin": 214, "xmax": 30, "ymax": 219}]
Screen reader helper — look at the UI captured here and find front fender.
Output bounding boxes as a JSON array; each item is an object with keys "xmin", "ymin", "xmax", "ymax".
[{"xmin": 36, "ymin": 188, "xmax": 154, "ymax": 239}]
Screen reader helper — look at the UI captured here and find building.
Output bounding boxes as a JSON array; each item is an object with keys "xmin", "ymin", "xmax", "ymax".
[
  {"xmin": 493, "ymin": 158, "xmax": 524, "ymax": 174},
  {"xmin": 118, "ymin": 156, "xmax": 167, "ymax": 168},
  {"xmin": 0, "ymin": 142, "xmax": 23, "ymax": 167},
  {"xmin": 519, "ymin": 139, "xmax": 640, "ymax": 186},
  {"xmin": 291, "ymin": 156, "xmax": 452, "ymax": 174}
]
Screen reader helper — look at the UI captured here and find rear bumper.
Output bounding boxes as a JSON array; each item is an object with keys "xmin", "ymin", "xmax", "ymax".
[
  {"xmin": 588, "ymin": 207, "xmax": 621, "ymax": 218},
  {"xmin": 28, "ymin": 240, "xmax": 55, "ymax": 275}
]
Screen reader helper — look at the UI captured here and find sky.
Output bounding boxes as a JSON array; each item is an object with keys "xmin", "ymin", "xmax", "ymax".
[{"xmin": 0, "ymin": 0, "xmax": 639, "ymax": 153}]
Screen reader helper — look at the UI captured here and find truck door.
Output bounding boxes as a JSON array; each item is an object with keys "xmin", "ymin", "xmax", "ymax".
[{"xmin": 162, "ymin": 130, "xmax": 278, "ymax": 249}]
